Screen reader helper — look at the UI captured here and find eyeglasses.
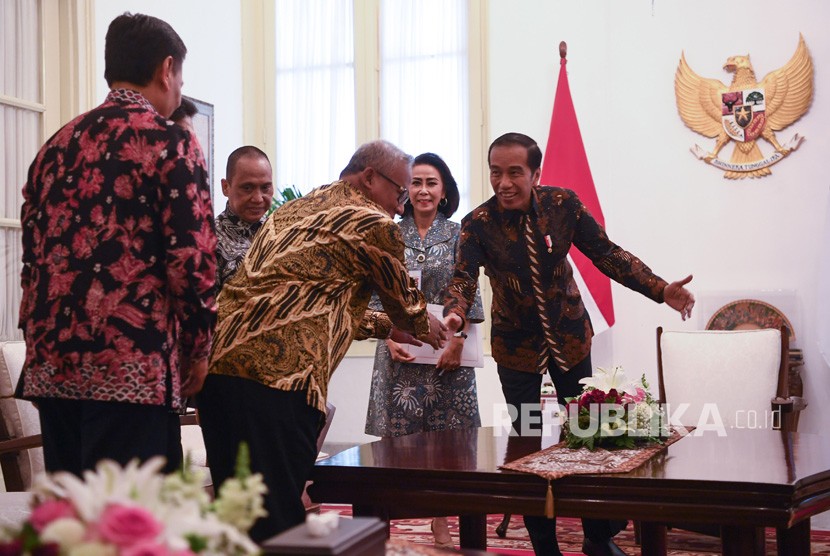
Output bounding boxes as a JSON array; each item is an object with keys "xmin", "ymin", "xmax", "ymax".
[{"xmin": 375, "ymin": 169, "xmax": 410, "ymax": 206}]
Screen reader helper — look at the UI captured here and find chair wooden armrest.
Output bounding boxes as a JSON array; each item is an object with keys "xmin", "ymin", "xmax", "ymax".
[
  {"xmin": 772, "ymin": 396, "xmax": 806, "ymax": 432},
  {"xmin": 0, "ymin": 433, "xmax": 43, "ymax": 492},
  {"xmin": 791, "ymin": 396, "xmax": 808, "ymax": 411},
  {"xmin": 0, "ymin": 435, "xmax": 39, "ymax": 526},
  {"xmin": 772, "ymin": 397, "xmax": 795, "ymax": 413},
  {"xmin": 0, "ymin": 434, "xmax": 42, "ymax": 455}
]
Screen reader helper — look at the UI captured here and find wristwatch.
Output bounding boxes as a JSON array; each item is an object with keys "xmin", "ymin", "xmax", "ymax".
[{"xmin": 453, "ymin": 330, "xmax": 468, "ymax": 339}]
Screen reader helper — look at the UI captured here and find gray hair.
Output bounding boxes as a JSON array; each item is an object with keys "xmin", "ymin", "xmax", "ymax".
[{"xmin": 340, "ymin": 140, "xmax": 412, "ymax": 178}]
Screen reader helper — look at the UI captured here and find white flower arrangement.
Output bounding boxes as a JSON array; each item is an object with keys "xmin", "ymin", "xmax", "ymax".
[
  {"xmin": 0, "ymin": 447, "xmax": 267, "ymax": 555},
  {"xmin": 563, "ymin": 366, "xmax": 669, "ymax": 450}
]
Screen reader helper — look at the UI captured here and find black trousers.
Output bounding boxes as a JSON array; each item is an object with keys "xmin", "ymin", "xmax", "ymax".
[
  {"xmin": 37, "ymin": 398, "xmax": 183, "ymax": 476},
  {"xmin": 197, "ymin": 374, "xmax": 324, "ymax": 543},
  {"xmin": 498, "ymin": 356, "xmax": 626, "ymax": 556}
]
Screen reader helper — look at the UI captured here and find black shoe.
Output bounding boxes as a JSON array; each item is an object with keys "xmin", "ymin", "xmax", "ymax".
[{"xmin": 581, "ymin": 538, "xmax": 626, "ymax": 556}]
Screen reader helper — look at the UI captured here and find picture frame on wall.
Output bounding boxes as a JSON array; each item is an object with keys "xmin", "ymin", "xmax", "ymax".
[{"xmin": 186, "ymin": 96, "xmax": 215, "ymax": 200}]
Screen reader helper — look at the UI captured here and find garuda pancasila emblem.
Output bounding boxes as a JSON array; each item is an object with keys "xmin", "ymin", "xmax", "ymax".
[{"xmin": 675, "ymin": 35, "xmax": 813, "ymax": 179}]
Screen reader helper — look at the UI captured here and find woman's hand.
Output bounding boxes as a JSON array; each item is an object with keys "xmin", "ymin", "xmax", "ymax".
[{"xmin": 386, "ymin": 339, "xmax": 416, "ymax": 362}]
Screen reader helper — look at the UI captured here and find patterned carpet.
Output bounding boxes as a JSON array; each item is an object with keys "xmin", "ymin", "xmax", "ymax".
[{"xmin": 322, "ymin": 504, "xmax": 830, "ymax": 555}]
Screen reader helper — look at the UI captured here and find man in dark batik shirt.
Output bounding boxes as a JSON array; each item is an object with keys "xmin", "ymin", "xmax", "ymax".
[
  {"xmin": 444, "ymin": 132, "xmax": 695, "ymax": 556},
  {"xmin": 18, "ymin": 13, "xmax": 216, "ymax": 476},
  {"xmin": 215, "ymin": 146, "xmax": 274, "ymax": 289}
]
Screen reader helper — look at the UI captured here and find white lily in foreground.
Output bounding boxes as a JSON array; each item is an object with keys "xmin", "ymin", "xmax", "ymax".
[
  {"xmin": 578, "ymin": 366, "xmax": 640, "ymax": 397},
  {"xmin": 32, "ymin": 458, "xmax": 167, "ymax": 522}
]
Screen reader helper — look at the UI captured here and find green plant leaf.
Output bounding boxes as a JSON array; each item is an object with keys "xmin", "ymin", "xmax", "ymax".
[{"xmin": 268, "ymin": 185, "xmax": 304, "ymax": 216}]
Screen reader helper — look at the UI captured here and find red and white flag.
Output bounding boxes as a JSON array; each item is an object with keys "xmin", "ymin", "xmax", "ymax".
[{"xmin": 540, "ymin": 50, "xmax": 615, "ymax": 334}]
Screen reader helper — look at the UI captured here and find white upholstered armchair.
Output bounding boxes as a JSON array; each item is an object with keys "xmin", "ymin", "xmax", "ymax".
[
  {"xmin": 0, "ymin": 341, "xmax": 40, "ymax": 527},
  {"xmin": 656, "ymin": 326, "xmax": 801, "ymax": 432}
]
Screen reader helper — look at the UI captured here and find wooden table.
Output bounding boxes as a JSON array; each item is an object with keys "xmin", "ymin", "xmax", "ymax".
[{"xmin": 309, "ymin": 427, "xmax": 830, "ymax": 555}]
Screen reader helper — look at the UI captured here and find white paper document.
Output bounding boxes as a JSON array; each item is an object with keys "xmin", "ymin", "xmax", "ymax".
[{"xmin": 402, "ymin": 303, "xmax": 484, "ymax": 368}]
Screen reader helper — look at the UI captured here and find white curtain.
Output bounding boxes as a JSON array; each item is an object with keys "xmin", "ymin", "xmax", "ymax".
[
  {"xmin": 1, "ymin": 0, "xmax": 42, "ymax": 341},
  {"xmin": 380, "ymin": 0, "xmax": 470, "ymax": 219},
  {"xmin": 1, "ymin": 0, "xmax": 41, "ymax": 100},
  {"xmin": 274, "ymin": 0, "xmax": 356, "ymax": 193},
  {"xmin": 273, "ymin": 0, "xmax": 470, "ymax": 214}
]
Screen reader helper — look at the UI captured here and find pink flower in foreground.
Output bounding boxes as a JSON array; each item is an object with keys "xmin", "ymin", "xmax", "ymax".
[
  {"xmin": 622, "ymin": 387, "xmax": 647, "ymax": 404},
  {"xmin": 29, "ymin": 499, "xmax": 77, "ymax": 532},
  {"xmin": 98, "ymin": 504, "xmax": 162, "ymax": 547}
]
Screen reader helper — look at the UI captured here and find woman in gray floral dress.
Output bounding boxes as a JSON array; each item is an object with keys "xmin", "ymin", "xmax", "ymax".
[{"xmin": 364, "ymin": 152, "xmax": 483, "ymax": 547}]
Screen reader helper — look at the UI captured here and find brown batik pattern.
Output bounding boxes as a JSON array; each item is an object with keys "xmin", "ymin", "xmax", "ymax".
[{"xmin": 210, "ymin": 180, "xmax": 430, "ymax": 412}]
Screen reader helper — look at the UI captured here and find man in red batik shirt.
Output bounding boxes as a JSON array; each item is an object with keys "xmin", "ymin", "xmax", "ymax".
[{"xmin": 17, "ymin": 12, "xmax": 216, "ymax": 476}]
